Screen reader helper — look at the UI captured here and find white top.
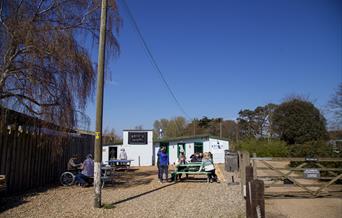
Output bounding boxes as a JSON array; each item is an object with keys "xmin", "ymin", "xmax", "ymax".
[{"xmin": 119, "ymin": 151, "xmax": 127, "ymax": 160}]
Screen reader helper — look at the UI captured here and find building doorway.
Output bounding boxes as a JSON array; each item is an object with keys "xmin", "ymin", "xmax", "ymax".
[
  {"xmin": 194, "ymin": 142, "xmax": 203, "ymax": 154},
  {"xmin": 177, "ymin": 143, "xmax": 186, "ymax": 158},
  {"xmin": 109, "ymin": 147, "xmax": 117, "ymax": 160}
]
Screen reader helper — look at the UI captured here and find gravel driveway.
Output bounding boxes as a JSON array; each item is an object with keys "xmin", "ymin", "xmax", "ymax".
[{"xmin": 0, "ymin": 165, "xmax": 245, "ymax": 218}]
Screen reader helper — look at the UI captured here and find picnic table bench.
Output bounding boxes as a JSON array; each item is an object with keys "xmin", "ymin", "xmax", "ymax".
[{"xmin": 172, "ymin": 162, "xmax": 211, "ymax": 182}]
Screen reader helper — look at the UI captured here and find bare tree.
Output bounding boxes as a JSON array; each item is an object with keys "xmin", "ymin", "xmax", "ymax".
[
  {"xmin": 0, "ymin": 0, "xmax": 121, "ymax": 129},
  {"xmin": 103, "ymin": 127, "xmax": 121, "ymax": 144}
]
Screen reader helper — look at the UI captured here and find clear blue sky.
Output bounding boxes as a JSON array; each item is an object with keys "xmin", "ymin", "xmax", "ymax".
[{"xmin": 85, "ymin": 0, "xmax": 342, "ymax": 132}]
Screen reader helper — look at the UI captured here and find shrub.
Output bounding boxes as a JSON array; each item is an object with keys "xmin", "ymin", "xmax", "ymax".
[
  {"xmin": 237, "ymin": 138, "xmax": 288, "ymax": 157},
  {"xmin": 288, "ymin": 140, "xmax": 341, "ymax": 158}
]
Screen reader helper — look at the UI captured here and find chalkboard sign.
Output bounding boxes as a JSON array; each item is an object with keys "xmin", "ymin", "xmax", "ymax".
[
  {"xmin": 128, "ymin": 132, "xmax": 148, "ymax": 145},
  {"xmin": 304, "ymin": 169, "xmax": 320, "ymax": 179}
]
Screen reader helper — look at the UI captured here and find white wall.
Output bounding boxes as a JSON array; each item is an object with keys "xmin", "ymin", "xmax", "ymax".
[
  {"xmin": 122, "ymin": 130, "xmax": 153, "ymax": 166},
  {"xmin": 102, "ymin": 146, "xmax": 109, "ymax": 164},
  {"xmin": 207, "ymin": 138, "xmax": 229, "ymax": 163}
]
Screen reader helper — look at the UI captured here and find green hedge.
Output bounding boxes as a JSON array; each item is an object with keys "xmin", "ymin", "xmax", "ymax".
[
  {"xmin": 288, "ymin": 141, "xmax": 342, "ymax": 158},
  {"xmin": 236, "ymin": 138, "xmax": 288, "ymax": 157},
  {"xmin": 237, "ymin": 139, "xmax": 342, "ymax": 158}
]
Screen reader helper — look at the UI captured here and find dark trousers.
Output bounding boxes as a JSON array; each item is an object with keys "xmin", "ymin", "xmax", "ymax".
[
  {"xmin": 157, "ymin": 164, "xmax": 161, "ymax": 179},
  {"xmin": 75, "ymin": 173, "xmax": 91, "ymax": 185},
  {"xmin": 159, "ymin": 165, "xmax": 168, "ymax": 181},
  {"xmin": 207, "ymin": 169, "xmax": 218, "ymax": 181}
]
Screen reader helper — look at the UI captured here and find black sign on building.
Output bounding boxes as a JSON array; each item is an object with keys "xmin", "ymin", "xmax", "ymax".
[{"xmin": 128, "ymin": 132, "xmax": 148, "ymax": 145}]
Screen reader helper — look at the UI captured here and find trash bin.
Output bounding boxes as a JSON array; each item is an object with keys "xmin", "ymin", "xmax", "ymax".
[{"xmin": 224, "ymin": 150, "xmax": 239, "ymax": 172}]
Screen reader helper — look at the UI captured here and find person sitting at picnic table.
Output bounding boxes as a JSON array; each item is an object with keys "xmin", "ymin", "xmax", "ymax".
[
  {"xmin": 67, "ymin": 154, "xmax": 81, "ymax": 173},
  {"xmin": 175, "ymin": 151, "xmax": 187, "ymax": 180},
  {"xmin": 190, "ymin": 152, "xmax": 200, "ymax": 162},
  {"xmin": 199, "ymin": 152, "xmax": 219, "ymax": 183},
  {"xmin": 198, "ymin": 153, "xmax": 203, "ymax": 161},
  {"xmin": 75, "ymin": 154, "xmax": 94, "ymax": 187},
  {"xmin": 159, "ymin": 147, "xmax": 169, "ymax": 183}
]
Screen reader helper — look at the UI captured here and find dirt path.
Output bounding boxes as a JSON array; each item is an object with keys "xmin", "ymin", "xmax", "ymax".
[
  {"xmin": 0, "ymin": 165, "xmax": 245, "ymax": 218},
  {"xmin": 266, "ymin": 198, "xmax": 342, "ymax": 218}
]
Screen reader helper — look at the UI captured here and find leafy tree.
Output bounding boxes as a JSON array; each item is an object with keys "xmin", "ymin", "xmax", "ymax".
[
  {"xmin": 272, "ymin": 99, "xmax": 328, "ymax": 144},
  {"xmin": 327, "ymin": 83, "xmax": 342, "ymax": 130},
  {"xmin": 254, "ymin": 103, "xmax": 277, "ymax": 138},
  {"xmin": 237, "ymin": 104, "xmax": 277, "ymax": 139},
  {"xmin": 237, "ymin": 109, "xmax": 258, "ymax": 138},
  {"xmin": 0, "ymin": 0, "xmax": 121, "ymax": 128}
]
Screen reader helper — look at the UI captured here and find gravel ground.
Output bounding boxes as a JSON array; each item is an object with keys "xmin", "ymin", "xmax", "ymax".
[{"xmin": 0, "ymin": 164, "xmax": 245, "ymax": 218}]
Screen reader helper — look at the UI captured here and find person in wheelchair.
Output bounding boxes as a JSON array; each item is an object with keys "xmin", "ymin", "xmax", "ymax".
[
  {"xmin": 75, "ymin": 154, "xmax": 94, "ymax": 187},
  {"xmin": 67, "ymin": 154, "xmax": 81, "ymax": 174}
]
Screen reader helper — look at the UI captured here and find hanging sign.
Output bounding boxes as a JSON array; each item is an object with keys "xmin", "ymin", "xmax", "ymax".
[{"xmin": 304, "ymin": 169, "xmax": 320, "ymax": 179}]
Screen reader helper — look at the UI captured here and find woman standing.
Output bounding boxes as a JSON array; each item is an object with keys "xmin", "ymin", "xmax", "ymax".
[{"xmin": 158, "ymin": 147, "xmax": 169, "ymax": 183}]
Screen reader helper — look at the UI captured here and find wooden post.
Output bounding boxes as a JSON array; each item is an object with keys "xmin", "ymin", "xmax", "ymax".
[
  {"xmin": 246, "ymin": 166, "xmax": 254, "ymax": 218},
  {"xmin": 239, "ymin": 151, "xmax": 250, "ymax": 196},
  {"xmin": 251, "ymin": 179, "xmax": 265, "ymax": 218},
  {"xmin": 252, "ymin": 153, "xmax": 257, "ymax": 180}
]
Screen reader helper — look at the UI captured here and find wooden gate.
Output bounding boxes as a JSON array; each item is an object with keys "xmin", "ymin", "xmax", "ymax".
[{"xmin": 251, "ymin": 156, "xmax": 342, "ymax": 198}]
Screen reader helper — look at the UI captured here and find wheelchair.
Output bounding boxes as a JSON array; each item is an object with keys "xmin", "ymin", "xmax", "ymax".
[{"xmin": 60, "ymin": 170, "xmax": 79, "ymax": 186}]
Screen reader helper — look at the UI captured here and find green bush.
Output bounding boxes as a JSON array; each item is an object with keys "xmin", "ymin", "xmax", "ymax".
[
  {"xmin": 237, "ymin": 138, "xmax": 288, "ymax": 157},
  {"xmin": 288, "ymin": 140, "xmax": 341, "ymax": 158}
]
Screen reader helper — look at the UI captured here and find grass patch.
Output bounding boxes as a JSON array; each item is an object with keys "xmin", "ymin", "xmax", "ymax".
[{"xmin": 103, "ymin": 203, "xmax": 115, "ymax": 209}]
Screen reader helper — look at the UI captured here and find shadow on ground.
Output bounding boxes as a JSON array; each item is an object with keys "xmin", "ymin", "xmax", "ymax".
[
  {"xmin": 0, "ymin": 186, "xmax": 51, "ymax": 213},
  {"xmin": 103, "ymin": 169, "xmax": 157, "ymax": 189},
  {"xmin": 108, "ymin": 182, "xmax": 177, "ymax": 207}
]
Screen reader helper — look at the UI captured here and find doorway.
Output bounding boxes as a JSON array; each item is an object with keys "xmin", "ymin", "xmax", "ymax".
[
  {"xmin": 177, "ymin": 143, "xmax": 186, "ymax": 158},
  {"xmin": 109, "ymin": 147, "xmax": 117, "ymax": 160},
  {"xmin": 194, "ymin": 142, "xmax": 203, "ymax": 154}
]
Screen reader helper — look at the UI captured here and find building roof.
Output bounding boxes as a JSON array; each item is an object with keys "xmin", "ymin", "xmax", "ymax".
[
  {"xmin": 154, "ymin": 134, "xmax": 229, "ymax": 143},
  {"xmin": 123, "ymin": 129, "xmax": 153, "ymax": 132}
]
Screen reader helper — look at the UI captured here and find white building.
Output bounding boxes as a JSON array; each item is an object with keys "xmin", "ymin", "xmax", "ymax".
[
  {"xmin": 153, "ymin": 135, "xmax": 229, "ymax": 165},
  {"xmin": 102, "ymin": 130, "xmax": 153, "ymax": 166},
  {"xmin": 103, "ymin": 131, "xmax": 229, "ymax": 166}
]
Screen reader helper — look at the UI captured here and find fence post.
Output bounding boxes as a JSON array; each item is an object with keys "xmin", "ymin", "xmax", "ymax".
[
  {"xmin": 246, "ymin": 165, "xmax": 265, "ymax": 218},
  {"xmin": 246, "ymin": 166, "xmax": 254, "ymax": 218},
  {"xmin": 252, "ymin": 153, "xmax": 257, "ymax": 180},
  {"xmin": 251, "ymin": 179, "xmax": 265, "ymax": 218},
  {"xmin": 239, "ymin": 151, "xmax": 250, "ymax": 197}
]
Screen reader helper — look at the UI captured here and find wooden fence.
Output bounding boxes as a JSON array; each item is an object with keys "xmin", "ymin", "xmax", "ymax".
[
  {"xmin": 0, "ymin": 128, "xmax": 94, "ymax": 195},
  {"xmin": 251, "ymin": 156, "xmax": 342, "ymax": 198}
]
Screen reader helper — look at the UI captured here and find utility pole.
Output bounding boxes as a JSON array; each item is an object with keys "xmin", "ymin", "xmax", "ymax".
[
  {"xmin": 94, "ymin": 0, "xmax": 107, "ymax": 208},
  {"xmin": 220, "ymin": 121, "xmax": 222, "ymax": 138}
]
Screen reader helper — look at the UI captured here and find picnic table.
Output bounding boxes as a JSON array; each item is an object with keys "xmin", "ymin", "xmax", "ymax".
[
  {"xmin": 172, "ymin": 162, "xmax": 210, "ymax": 182},
  {"xmin": 101, "ymin": 165, "xmax": 115, "ymax": 187},
  {"xmin": 108, "ymin": 159, "xmax": 134, "ymax": 171}
]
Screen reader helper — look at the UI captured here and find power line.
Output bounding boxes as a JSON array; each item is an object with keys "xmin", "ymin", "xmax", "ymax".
[{"xmin": 121, "ymin": 0, "xmax": 192, "ymax": 121}]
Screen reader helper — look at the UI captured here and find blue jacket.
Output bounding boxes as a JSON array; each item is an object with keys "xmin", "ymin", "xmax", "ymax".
[{"xmin": 159, "ymin": 152, "xmax": 169, "ymax": 166}]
